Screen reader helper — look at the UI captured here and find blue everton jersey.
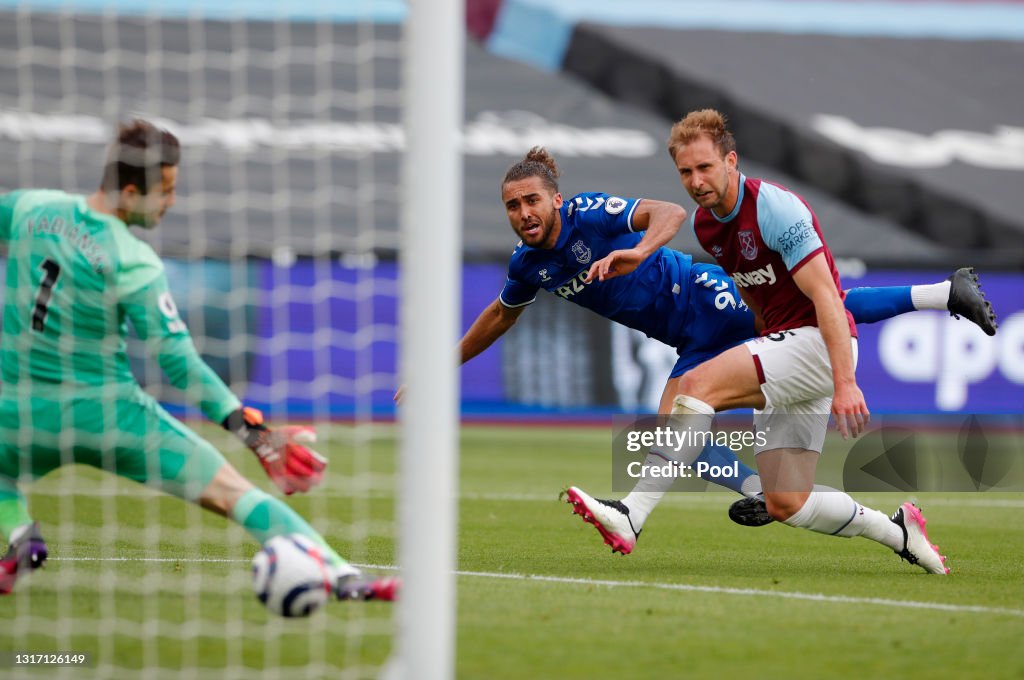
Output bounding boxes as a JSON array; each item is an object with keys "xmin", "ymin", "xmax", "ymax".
[{"xmin": 499, "ymin": 192, "xmax": 696, "ymax": 348}]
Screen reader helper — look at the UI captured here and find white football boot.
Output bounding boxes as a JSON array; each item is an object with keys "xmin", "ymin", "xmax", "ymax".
[
  {"xmin": 891, "ymin": 502, "xmax": 949, "ymax": 575},
  {"xmin": 564, "ymin": 486, "xmax": 640, "ymax": 555}
]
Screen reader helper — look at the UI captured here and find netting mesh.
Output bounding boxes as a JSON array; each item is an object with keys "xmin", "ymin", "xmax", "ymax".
[{"xmin": 1, "ymin": 5, "xmax": 405, "ymax": 678}]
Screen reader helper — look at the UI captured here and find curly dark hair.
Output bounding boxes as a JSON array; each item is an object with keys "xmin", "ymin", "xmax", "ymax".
[{"xmin": 501, "ymin": 146, "xmax": 560, "ymax": 194}]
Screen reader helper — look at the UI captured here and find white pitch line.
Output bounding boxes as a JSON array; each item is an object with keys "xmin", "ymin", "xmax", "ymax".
[
  {"xmin": 48, "ymin": 556, "xmax": 1024, "ymax": 619},
  {"xmin": 460, "ymin": 494, "xmax": 1024, "ymax": 508},
  {"xmin": 448, "ymin": 569, "xmax": 1024, "ymax": 619},
  {"xmin": 26, "ymin": 487, "xmax": 1024, "ymax": 508}
]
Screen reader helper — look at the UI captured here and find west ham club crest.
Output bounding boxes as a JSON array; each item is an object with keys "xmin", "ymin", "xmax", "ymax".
[{"xmin": 738, "ymin": 231, "xmax": 758, "ymax": 260}]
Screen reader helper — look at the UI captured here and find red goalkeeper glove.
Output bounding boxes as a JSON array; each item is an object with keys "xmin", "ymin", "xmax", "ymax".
[{"xmin": 222, "ymin": 407, "xmax": 327, "ymax": 495}]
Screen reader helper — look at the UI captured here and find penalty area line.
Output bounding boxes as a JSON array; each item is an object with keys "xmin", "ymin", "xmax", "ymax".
[{"xmin": 49, "ymin": 556, "xmax": 1024, "ymax": 619}]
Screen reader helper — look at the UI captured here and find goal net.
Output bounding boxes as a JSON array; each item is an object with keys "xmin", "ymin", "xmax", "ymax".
[{"xmin": 0, "ymin": 2, "xmax": 459, "ymax": 678}]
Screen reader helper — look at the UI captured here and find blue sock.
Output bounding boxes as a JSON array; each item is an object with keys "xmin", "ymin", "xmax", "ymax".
[
  {"xmin": 843, "ymin": 286, "xmax": 914, "ymax": 324},
  {"xmin": 693, "ymin": 444, "xmax": 756, "ymax": 494}
]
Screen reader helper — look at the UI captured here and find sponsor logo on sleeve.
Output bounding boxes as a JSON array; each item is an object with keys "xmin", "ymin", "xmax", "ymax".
[
  {"xmin": 777, "ymin": 218, "xmax": 816, "ymax": 256},
  {"xmin": 605, "ymin": 197, "xmax": 627, "ymax": 215}
]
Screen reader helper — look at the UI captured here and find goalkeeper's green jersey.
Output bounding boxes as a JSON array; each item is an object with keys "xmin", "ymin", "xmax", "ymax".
[{"xmin": 0, "ymin": 189, "xmax": 240, "ymax": 423}]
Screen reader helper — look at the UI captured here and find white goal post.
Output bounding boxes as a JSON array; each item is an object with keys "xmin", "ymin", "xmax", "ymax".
[
  {"xmin": 396, "ymin": 1, "xmax": 464, "ymax": 679},
  {"xmin": 0, "ymin": 0, "xmax": 463, "ymax": 677}
]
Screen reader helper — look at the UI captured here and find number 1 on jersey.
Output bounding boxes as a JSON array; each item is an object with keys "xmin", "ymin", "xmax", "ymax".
[{"xmin": 31, "ymin": 259, "xmax": 61, "ymax": 332}]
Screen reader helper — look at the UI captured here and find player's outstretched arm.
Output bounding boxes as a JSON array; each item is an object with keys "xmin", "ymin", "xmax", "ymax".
[
  {"xmin": 121, "ymin": 268, "xmax": 326, "ymax": 495},
  {"xmin": 221, "ymin": 407, "xmax": 327, "ymax": 495},
  {"xmin": 585, "ymin": 199, "xmax": 686, "ymax": 282},
  {"xmin": 459, "ymin": 297, "xmax": 525, "ymax": 365},
  {"xmin": 393, "ymin": 297, "xmax": 524, "ymax": 404}
]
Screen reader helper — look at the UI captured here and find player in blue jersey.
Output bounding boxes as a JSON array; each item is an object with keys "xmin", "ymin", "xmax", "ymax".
[
  {"xmin": 456, "ymin": 146, "xmax": 995, "ymax": 555},
  {"xmin": 566, "ymin": 111, "xmax": 976, "ymax": 572}
]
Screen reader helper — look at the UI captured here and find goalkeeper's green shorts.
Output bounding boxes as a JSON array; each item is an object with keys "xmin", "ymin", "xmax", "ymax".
[{"xmin": 0, "ymin": 388, "xmax": 228, "ymax": 502}]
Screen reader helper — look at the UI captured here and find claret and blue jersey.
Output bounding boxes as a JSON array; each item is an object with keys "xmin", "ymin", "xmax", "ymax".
[
  {"xmin": 498, "ymin": 192, "xmax": 758, "ymax": 377},
  {"xmin": 692, "ymin": 175, "xmax": 856, "ymax": 337}
]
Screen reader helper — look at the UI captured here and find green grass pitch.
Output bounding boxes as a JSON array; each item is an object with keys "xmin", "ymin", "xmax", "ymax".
[{"xmin": 2, "ymin": 424, "xmax": 1023, "ymax": 679}]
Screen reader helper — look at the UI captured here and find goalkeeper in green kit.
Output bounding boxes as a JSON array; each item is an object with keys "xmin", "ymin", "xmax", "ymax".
[{"xmin": 0, "ymin": 119, "xmax": 396, "ymax": 602}]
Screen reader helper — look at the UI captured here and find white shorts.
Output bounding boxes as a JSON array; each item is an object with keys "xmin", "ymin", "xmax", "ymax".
[{"xmin": 744, "ymin": 326, "xmax": 859, "ymax": 453}]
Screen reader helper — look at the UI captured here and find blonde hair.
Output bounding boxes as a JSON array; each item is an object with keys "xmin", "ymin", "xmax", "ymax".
[{"xmin": 666, "ymin": 109, "xmax": 736, "ymax": 160}]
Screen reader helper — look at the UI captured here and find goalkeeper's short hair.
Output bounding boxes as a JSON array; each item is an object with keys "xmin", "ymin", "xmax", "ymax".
[{"xmin": 100, "ymin": 119, "xmax": 180, "ymax": 194}]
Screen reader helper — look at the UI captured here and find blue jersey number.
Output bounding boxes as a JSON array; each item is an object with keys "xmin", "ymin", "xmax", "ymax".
[{"xmin": 694, "ymin": 270, "xmax": 747, "ymax": 312}]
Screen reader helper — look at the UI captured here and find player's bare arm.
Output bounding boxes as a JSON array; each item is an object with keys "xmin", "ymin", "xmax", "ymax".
[
  {"xmin": 394, "ymin": 298, "xmax": 524, "ymax": 404},
  {"xmin": 792, "ymin": 253, "xmax": 869, "ymax": 439},
  {"xmin": 585, "ymin": 199, "xmax": 687, "ymax": 283},
  {"xmin": 459, "ymin": 297, "xmax": 525, "ymax": 364}
]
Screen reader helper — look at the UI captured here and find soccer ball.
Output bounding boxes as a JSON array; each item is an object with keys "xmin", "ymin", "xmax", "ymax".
[{"xmin": 251, "ymin": 534, "xmax": 334, "ymax": 617}]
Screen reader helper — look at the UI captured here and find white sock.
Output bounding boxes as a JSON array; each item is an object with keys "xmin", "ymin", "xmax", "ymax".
[
  {"xmin": 621, "ymin": 395, "xmax": 715, "ymax": 529},
  {"xmin": 620, "ymin": 492, "xmax": 663, "ymax": 529},
  {"xmin": 621, "ymin": 453, "xmax": 678, "ymax": 527},
  {"xmin": 910, "ymin": 281, "xmax": 951, "ymax": 310},
  {"xmin": 848, "ymin": 506, "xmax": 904, "ymax": 550},
  {"xmin": 782, "ymin": 487, "xmax": 903, "ymax": 550},
  {"xmin": 740, "ymin": 475, "xmax": 763, "ymax": 497}
]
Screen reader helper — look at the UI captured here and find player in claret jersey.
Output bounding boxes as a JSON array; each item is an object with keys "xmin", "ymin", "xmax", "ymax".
[
  {"xmin": 0, "ymin": 119, "xmax": 396, "ymax": 600},
  {"xmin": 451, "ymin": 147, "xmax": 992, "ymax": 561},
  {"xmin": 570, "ymin": 110, "xmax": 950, "ymax": 573}
]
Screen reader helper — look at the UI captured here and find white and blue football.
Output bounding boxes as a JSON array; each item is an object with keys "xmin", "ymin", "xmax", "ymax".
[{"xmin": 251, "ymin": 534, "xmax": 333, "ymax": 617}]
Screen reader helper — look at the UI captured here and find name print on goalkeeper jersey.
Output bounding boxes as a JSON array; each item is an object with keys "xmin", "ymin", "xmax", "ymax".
[
  {"xmin": 0, "ymin": 189, "xmax": 235, "ymax": 415},
  {"xmin": 499, "ymin": 191, "xmax": 700, "ymax": 348}
]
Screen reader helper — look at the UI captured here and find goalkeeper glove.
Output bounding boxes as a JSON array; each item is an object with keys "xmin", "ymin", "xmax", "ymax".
[{"xmin": 222, "ymin": 406, "xmax": 327, "ymax": 495}]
